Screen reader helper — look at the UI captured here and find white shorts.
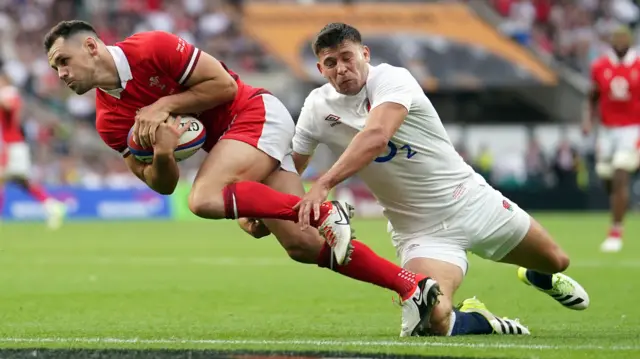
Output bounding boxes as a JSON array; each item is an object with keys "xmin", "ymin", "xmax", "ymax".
[
  {"xmin": 2, "ymin": 142, "xmax": 31, "ymax": 178},
  {"xmin": 393, "ymin": 184, "xmax": 531, "ymax": 275},
  {"xmin": 220, "ymin": 93, "xmax": 296, "ymax": 173},
  {"xmin": 595, "ymin": 125, "xmax": 640, "ymax": 178}
]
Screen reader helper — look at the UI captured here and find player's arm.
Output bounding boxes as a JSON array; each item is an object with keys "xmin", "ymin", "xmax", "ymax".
[
  {"xmin": 583, "ymin": 64, "xmax": 600, "ymax": 134},
  {"xmin": 316, "ymin": 70, "xmax": 411, "ymax": 189},
  {"xmin": 124, "ymin": 152, "xmax": 180, "ymax": 195},
  {"xmin": 100, "ymin": 115, "xmax": 181, "ymax": 195},
  {"xmin": 151, "ymin": 32, "xmax": 237, "ymax": 114},
  {"xmin": 291, "ymin": 96, "xmax": 321, "ymax": 175},
  {"xmin": 0, "ymin": 87, "xmax": 21, "ymax": 112}
]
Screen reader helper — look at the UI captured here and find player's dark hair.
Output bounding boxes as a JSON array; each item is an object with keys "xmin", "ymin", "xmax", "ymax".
[
  {"xmin": 44, "ymin": 20, "xmax": 98, "ymax": 52},
  {"xmin": 312, "ymin": 23, "xmax": 362, "ymax": 56}
]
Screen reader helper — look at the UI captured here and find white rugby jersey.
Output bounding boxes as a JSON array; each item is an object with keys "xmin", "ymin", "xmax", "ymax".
[{"xmin": 293, "ymin": 63, "xmax": 487, "ymax": 234}]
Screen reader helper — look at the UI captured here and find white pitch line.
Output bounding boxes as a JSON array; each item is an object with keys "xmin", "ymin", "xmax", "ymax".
[{"xmin": 0, "ymin": 337, "xmax": 638, "ymax": 351}]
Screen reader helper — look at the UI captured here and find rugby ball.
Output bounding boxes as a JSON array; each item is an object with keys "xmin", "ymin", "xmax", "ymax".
[{"xmin": 127, "ymin": 116, "xmax": 206, "ymax": 163}]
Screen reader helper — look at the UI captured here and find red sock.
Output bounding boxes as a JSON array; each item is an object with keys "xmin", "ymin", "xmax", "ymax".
[
  {"xmin": 26, "ymin": 183, "xmax": 49, "ymax": 203},
  {"xmin": 317, "ymin": 241, "xmax": 424, "ymax": 300},
  {"xmin": 222, "ymin": 181, "xmax": 330, "ymax": 225}
]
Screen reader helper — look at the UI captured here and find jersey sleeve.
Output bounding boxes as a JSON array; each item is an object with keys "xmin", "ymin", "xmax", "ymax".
[
  {"xmin": 292, "ymin": 95, "xmax": 320, "ymax": 156},
  {"xmin": 369, "ymin": 66, "xmax": 417, "ymax": 112},
  {"xmin": 0, "ymin": 86, "xmax": 22, "ymax": 113},
  {"xmin": 96, "ymin": 110, "xmax": 130, "ymax": 157},
  {"xmin": 145, "ymin": 31, "xmax": 202, "ymax": 86}
]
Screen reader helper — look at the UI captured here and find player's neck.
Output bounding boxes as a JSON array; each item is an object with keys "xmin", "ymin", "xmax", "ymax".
[
  {"xmin": 615, "ymin": 48, "xmax": 630, "ymax": 59},
  {"xmin": 94, "ymin": 48, "xmax": 122, "ymax": 91}
]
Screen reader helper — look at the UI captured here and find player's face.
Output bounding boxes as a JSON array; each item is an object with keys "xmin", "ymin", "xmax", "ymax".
[
  {"xmin": 47, "ymin": 36, "xmax": 99, "ymax": 95},
  {"xmin": 317, "ymin": 41, "xmax": 370, "ymax": 95},
  {"xmin": 611, "ymin": 32, "xmax": 631, "ymax": 53}
]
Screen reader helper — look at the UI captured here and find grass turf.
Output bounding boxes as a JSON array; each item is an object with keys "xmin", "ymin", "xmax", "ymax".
[{"xmin": 0, "ymin": 213, "xmax": 638, "ymax": 358}]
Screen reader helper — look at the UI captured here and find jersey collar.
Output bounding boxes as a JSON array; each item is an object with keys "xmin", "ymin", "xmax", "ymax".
[
  {"xmin": 607, "ymin": 48, "xmax": 638, "ymax": 67},
  {"xmin": 99, "ymin": 46, "xmax": 133, "ymax": 99}
]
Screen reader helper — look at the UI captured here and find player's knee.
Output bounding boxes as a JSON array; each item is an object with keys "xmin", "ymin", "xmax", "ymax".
[
  {"xmin": 187, "ymin": 189, "xmax": 226, "ymax": 219},
  {"xmin": 595, "ymin": 162, "xmax": 614, "ymax": 180},
  {"xmin": 553, "ymin": 251, "xmax": 570, "ymax": 273},
  {"xmin": 539, "ymin": 247, "xmax": 570, "ymax": 273},
  {"xmin": 428, "ymin": 296, "xmax": 452, "ymax": 336},
  {"xmin": 282, "ymin": 241, "xmax": 318, "ymax": 264}
]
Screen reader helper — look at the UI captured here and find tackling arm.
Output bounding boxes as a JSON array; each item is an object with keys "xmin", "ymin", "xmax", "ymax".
[{"xmin": 316, "ymin": 103, "xmax": 407, "ymax": 189}]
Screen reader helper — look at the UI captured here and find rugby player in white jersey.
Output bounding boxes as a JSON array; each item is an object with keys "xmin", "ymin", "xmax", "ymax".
[{"xmin": 287, "ymin": 23, "xmax": 590, "ymax": 337}]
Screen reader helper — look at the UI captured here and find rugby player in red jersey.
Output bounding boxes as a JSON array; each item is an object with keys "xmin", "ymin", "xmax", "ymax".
[
  {"xmin": 43, "ymin": 20, "xmax": 439, "ymax": 335},
  {"xmin": 584, "ymin": 26, "xmax": 640, "ymax": 253},
  {"xmin": 0, "ymin": 59, "xmax": 66, "ymax": 228}
]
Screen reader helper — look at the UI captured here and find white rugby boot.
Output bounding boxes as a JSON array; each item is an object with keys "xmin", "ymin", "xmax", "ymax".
[
  {"xmin": 517, "ymin": 267, "xmax": 589, "ymax": 310},
  {"xmin": 400, "ymin": 277, "xmax": 442, "ymax": 337},
  {"xmin": 316, "ymin": 200, "xmax": 356, "ymax": 265}
]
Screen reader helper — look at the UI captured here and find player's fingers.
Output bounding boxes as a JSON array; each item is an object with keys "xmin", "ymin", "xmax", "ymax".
[
  {"xmin": 302, "ymin": 202, "xmax": 312, "ymax": 229},
  {"xmin": 313, "ymin": 201, "xmax": 321, "ymax": 222},
  {"xmin": 298, "ymin": 201, "xmax": 307, "ymax": 228},
  {"xmin": 178, "ymin": 118, "xmax": 191, "ymax": 135},
  {"xmin": 292, "ymin": 200, "xmax": 301, "ymax": 210},
  {"xmin": 132, "ymin": 121, "xmax": 140, "ymax": 145}
]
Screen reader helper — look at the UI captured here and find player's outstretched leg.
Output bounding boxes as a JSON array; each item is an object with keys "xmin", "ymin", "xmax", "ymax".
[
  {"xmin": 453, "ymin": 297, "xmax": 530, "ymax": 335},
  {"xmin": 246, "ymin": 168, "xmax": 441, "ymax": 336},
  {"xmin": 500, "ymin": 217, "xmax": 589, "ymax": 310},
  {"xmin": 402, "ymin": 256, "xmax": 515, "ymax": 337},
  {"xmin": 188, "ymin": 139, "xmax": 353, "ymax": 264},
  {"xmin": 9, "ymin": 176, "xmax": 66, "ymax": 229}
]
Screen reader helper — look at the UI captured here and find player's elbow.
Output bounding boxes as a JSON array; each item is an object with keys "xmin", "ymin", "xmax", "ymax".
[
  {"xmin": 217, "ymin": 76, "xmax": 238, "ymax": 103},
  {"xmin": 364, "ymin": 128, "xmax": 391, "ymax": 153},
  {"xmin": 155, "ymin": 185, "xmax": 176, "ymax": 196}
]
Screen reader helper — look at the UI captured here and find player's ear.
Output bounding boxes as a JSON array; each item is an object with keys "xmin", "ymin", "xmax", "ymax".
[
  {"xmin": 316, "ymin": 62, "xmax": 323, "ymax": 75},
  {"xmin": 85, "ymin": 37, "xmax": 99, "ymax": 56},
  {"xmin": 362, "ymin": 45, "xmax": 370, "ymax": 63}
]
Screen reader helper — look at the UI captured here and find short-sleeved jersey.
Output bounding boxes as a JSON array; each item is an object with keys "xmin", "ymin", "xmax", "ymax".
[
  {"xmin": 591, "ymin": 50, "xmax": 640, "ymax": 127},
  {"xmin": 96, "ymin": 31, "xmax": 266, "ymax": 156},
  {"xmin": 293, "ymin": 63, "xmax": 486, "ymax": 234},
  {"xmin": 0, "ymin": 85, "xmax": 24, "ymax": 143}
]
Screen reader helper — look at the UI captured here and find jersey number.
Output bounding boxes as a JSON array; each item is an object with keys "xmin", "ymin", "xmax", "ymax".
[
  {"xmin": 374, "ymin": 141, "xmax": 417, "ymax": 163},
  {"xmin": 610, "ymin": 76, "xmax": 630, "ymax": 100}
]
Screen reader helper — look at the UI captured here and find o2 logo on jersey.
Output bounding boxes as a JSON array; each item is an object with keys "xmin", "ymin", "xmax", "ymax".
[
  {"xmin": 374, "ymin": 141, "xmax": 418, "ymax": 163},
  {"xmin": 610, "ymin": 76, "xmax": 630, "ymax": 100}
]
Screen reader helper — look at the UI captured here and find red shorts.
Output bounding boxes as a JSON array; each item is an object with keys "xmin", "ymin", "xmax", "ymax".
[{"xmin": 218, "ymin": 93, "xmax": 296, "ymax": 172}]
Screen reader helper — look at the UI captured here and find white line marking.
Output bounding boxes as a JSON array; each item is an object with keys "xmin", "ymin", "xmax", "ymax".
[
  {"xmin": 0, "ymin": 337, "xmax": 637, "ymax": 351},
  {"xmin": 3, "ymin": 257, "xmax": 640, "ymax": 269}
]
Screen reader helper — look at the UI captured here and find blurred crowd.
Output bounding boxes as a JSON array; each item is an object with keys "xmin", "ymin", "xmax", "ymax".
[
  {"xmin": 493, "ymin": 0, "xmax": 640, "ymax": 74},
  {"xmin": 0, "ymin": 0, "xmax": 610, "ymax": 191},
  {"xmin": 0, "ymin": 0, "xmax": 279, "ymax": 188},
  {"xmin": 455, "ymin": 138, "xmax": 589, "ymax": 192}
]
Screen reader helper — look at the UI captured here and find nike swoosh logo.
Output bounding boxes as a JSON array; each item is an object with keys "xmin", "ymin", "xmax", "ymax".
[{"xmin": 332, "ymin": 202, "xmax": 350, "ymax": 225}]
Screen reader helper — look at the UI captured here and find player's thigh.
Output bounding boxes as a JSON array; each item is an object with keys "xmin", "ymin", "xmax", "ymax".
[
  {"xmin": 610, "ymin": 126, "xmax": 640, "ymax": 173},
  {"xmin": 497, "ymin": 216, "xmax": 569, "ymax": 274},
  {"xmin": 4, "ymin": 142, "xmax": 31, "ymax": 180},
  {"xmin": 397, "ymin": 233, "xmax": 465, "ymax": 335},
  {"xmin": 461, "ymin": 185, "xmax": 567, "ymax": 273},
  {"xmin": 189, "ymin": 94, "xmax": 296, "ymax": 212},
  {"xmin": 595, "ymin": 127, "xmax": 615, "ymax": 179},
  {"xmin": 260, "ymin": 165, "xmax": 324, "ymax": 264}
]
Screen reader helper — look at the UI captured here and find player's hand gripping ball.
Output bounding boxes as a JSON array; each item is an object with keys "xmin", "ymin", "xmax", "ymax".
[{"xmin": 127, "ymin": 115, "xmax": 206, "ymax": 163}]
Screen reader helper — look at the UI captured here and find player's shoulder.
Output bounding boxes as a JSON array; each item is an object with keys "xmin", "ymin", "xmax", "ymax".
[
  {"xmin": 591, "ymin": 52, "xmax": 617, "ymax": 70},
  {"xmin": 304, "ymin": 83, "xmax": 335, "ymax": 107},
  {"xmin": 116, "ymin": 31, "xmax": 179, "ymax": 61},
  {"xmin": 0, "ymin": 85, "xmax": 20, "ymax": 100},
  {"xmin": 369, "ymin": 63, "xmax": 413, "ymax": 78},
  {"xmin": 367, "ymin": 63, "xmax": 417, "ymax": 89}
]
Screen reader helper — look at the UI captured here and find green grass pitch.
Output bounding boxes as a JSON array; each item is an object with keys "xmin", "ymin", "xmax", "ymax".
[{"xmin": 0, "ymin": 213, "xmax": 638, "ymax": 358}]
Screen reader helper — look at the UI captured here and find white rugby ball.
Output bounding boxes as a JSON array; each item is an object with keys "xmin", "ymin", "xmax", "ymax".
[{"xmin": 127, "ymin": 116, "xmax": 206, "ymax": 163}]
